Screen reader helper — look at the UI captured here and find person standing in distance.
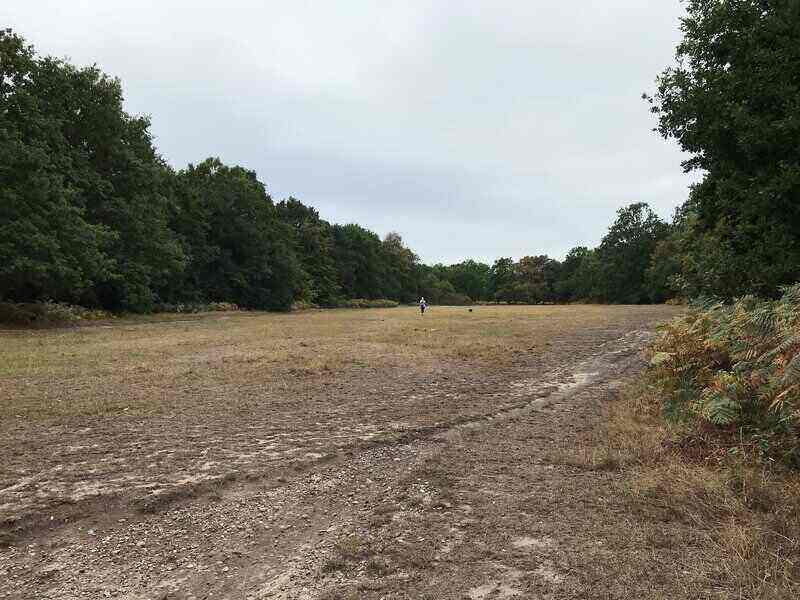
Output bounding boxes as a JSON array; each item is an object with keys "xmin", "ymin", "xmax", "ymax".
[{"xmin": 419, "ymin": 297, "xmax": 427, "ymax": 315}]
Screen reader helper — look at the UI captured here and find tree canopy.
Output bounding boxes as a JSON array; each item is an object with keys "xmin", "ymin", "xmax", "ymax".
[
  {"xmin": 8, "ymin": 14, "xmax": 795, "ymax": 313},
  {"xmin": 649, "ymin": 0, "xmax": 800, "ymax": 299}
]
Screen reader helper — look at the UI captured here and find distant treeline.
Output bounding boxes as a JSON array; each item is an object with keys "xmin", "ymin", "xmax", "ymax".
[
  {"xmin": 4, "ymin": 0, "xmax": 800, "ymax": 313},
  {"xmin": 0, "ymin": 29, "xmax": 673, "ymax": 311}
]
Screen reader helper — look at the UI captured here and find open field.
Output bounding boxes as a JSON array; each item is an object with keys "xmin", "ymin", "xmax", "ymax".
[
  {"xmin": 0, "ymin": 304, "xmax": 721, "ymax": 599},
  {"xmin": 1, "ymin": 305, "xmax": 674, "ymax": 519}
]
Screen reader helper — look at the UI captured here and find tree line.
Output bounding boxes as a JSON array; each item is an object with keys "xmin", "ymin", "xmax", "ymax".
[
  {"xmin": 3, "ymin": 0, "xmax": 799, "ymax": 312},
  {"xmin": 0, "ymin": 29, "xmax": 673, "ymax": 312}
]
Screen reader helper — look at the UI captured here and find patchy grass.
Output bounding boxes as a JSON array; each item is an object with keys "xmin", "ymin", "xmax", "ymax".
[
  {"xmin": 364, "ymin": 556, "xmax": 391, "ymax": 576},
  {"xmin": 1, "ymin": 304, "xmax": 680, "ymax": 539},
  {"xmin": 320, "ymin": 556, "xmax": 348, "ymax": 574},
  {"xmin": 594, "ymin": 381, "xmax": 800, "ymax": 598},
  {"xmin": 332, "ymin": 533, "xmax": 374, "ymax": 561},
  {"xmin": 0, "ymin": 305, "xmax": 678, "ymax": 420}
]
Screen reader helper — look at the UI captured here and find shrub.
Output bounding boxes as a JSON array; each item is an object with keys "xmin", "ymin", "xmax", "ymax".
[
  {"xmin": 152, "ymin": 302, "xmax": 240, "ymax": 314},
  {"xmin": 648, "ymin": 284, "xmax": 800, "ymax": 464},
  {"xmin": 207, "ymin": 302, "xmax": 240, "ymax": 312},
  {"xmin": 291, "ymin": 300, "xmax": 320, "ymax": 311},
  {"xmin": 665, "ymin": 297, "xmax": 688, "ymax": 306},
  {"xmin": 0, "ymin": 302, "xmax": 39, "ymax": 326},
  {"xmin": 327, "ymin": 299, "xmax": 399, "ymax": 309},
  {"xmin": 437, "ymin": 292, "xmax": 473, "ymax": 306},
  {"xmin": 0, "ymin": 301, "xmax": 112, "ymax": 327}
]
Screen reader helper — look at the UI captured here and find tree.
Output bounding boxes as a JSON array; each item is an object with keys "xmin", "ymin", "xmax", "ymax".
[
  {"xmin": 445, "ymin": 260, "xmax": 491, "ymax": 302},
  {"xmin": 381, "ymin": 232, "xmax": 419, "ymax": 303},
  {"xmin": 490, "ymin": 257, "xmax": 516, "ymax": 303},
  {"xmin": 415, "ymin": 265, "xmax": 454, "ymax": 304},
  {"xmin": 649, "ymin": 0, "xmax": 800, "ymax": 298},
  {"xmin": 555, "ymin": 247, "xmax": 590, "ymax": 301},
  {"xmin": 595, "ymin": 203, "xmax": 669, "ymax": 304},
  {"xmin": 175, "ymin": 158, "xmax": 302, "ymax": 310},
  {"xmin": 276, "ymin": 198, "xmax": 340, "ymax": 305},
  {"xmin": 511, "ymin": 255, "xmax": 560, "ymax": 304},
  {"xmin": 31, "ymin": 51, "xmax": 185, "ymax": 311},
  {"xmin": 645, "ymin": 237, "xmax": 682, "ymax": 303},
  {"xmin": 0, "ymin": 30, "xmax": 187, "ymax": 311},
  {"xmin": 331, "ymin": 224, "xmax": 386, "ymax": 299},
  {"xmin": 0, "ymin": 30, "xmax": 112, "ymax": 303}
]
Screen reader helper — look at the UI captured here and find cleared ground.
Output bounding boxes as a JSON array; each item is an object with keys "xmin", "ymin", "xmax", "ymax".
[{"xmin": 1, "ymin": 305, "xmax": 691, "ymax": 599}]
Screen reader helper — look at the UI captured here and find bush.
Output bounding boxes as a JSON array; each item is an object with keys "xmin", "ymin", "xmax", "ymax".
[
  {"xmin": 648, "ymin": 284, "xmax": 800, "ymax": 464},
  {"xmin": 291, "ymin": 300, "xmax": 320, "ymax": 311},
  {"xmin": 207, "ymin": 302, "xmax": 240, "ymax": 312},
  {"xmin": 152, "ymin": 302, "xmax": 240, "ymax": 314},
  {"xmin": 665, "ymin": 297, "xmax": 688, "ymax": 306},
  {"xmin": 326, "ymin": 298, "xmax": 399, "ymax": 309},
  {"xmin": 0, "ymin": 301, "xmax": 112, "ymax": 327},
  {"xmin": 437, "ymin": 292, "xmax": 474, "ymax": 306}
]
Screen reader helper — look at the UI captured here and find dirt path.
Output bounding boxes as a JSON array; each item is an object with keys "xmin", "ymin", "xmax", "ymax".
[{"xmin": 1, "ymin": 309, "xmax": 709, "ymax": 599}]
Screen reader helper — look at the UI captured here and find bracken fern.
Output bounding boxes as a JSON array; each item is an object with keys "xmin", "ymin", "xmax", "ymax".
[{"xmin": 649, "ymin": 284, "xmax": 800, "ymax": 463}]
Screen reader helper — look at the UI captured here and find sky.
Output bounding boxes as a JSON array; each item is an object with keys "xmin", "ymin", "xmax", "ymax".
[{"xmin": 2, "ymin": 1, "xmax": 698, "ymax": 264}]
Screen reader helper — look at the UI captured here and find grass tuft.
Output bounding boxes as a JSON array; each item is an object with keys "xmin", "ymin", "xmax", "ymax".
[{"xmin": 601, "ymin": 380, "xmax": 800, "ymax": 597}]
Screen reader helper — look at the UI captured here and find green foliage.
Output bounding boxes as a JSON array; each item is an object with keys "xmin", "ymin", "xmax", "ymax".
[
  {"xmin": 416, "ymin": 202, "xmax": 672, "ymax": 307},
  {"xmin": 33, "ymin": 48, "xmax": 184, "ymax": 312},
  {"xmin": 489, "ymin": 257, "xmax": 515, "ymax": 302},
  {"xmin": 0, "ymin": 29, "xmax": 114, "ymax": 303},
  {"xmin": 648, "ymin": 285, "xmax": 800, "ymax": 463},
  {"xmin": 504, "ymin": 204, "xmax": 673, "ymax": 306},
  {"xmin": 490, "ymin": 255, "xmax": 560, "ymax": 304},
  {"xmin": 276, "ymin": 198, "xmax": 340, "ymax": 305},
  {"xmin": 595, "ymin": 203, "xmax": 671, "ymax": 303},
  {"xmin": 436, "ymin": 292, "xmax": 473, "ymax": 306},
  {"xmin": 172, "ymin": 158, "xmax": 301, "ymax": 311},
  {"xmin": 649, "ymin": 0, "xmax": 800, "ymax": 299},
  {"xmin": 331, "ymin": 224, "xmax": 387, "ymax": 300},
  {"xmin": 444, "ymin": 260, "xmax": 490, "ymax": 301},
  {"xmin": 152, "ymin": 301, "xmax": 240, "ymax": 314},
  {"xmin": 380, "ymin": 232, "xmax": 420, "ymax": 304},
  {"xmin": 555, "ymin": 247, "xmax": 592, "ymax": 301},
  {"xmin": 1, "ymin": 28, "xmax": 686, "ymax": 317},
  {"xmin": 333, "ymin": 298, "xmax": 399, "ymax": 309},
  {"xmin": 0, "ymin": 301, "xmax": 111, "ymax": 326},
  {"xmin": 415, "ymin": 265, "xmax": 461, "ymax": 305}
]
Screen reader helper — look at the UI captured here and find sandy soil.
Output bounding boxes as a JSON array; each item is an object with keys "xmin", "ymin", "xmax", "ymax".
[{"xmin": 0, "ymin": 305, "xmax": 704, "ymax": 599}]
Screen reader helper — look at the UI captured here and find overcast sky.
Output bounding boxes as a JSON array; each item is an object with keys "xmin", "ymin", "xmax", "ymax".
[{"xmin": 3, "ymin": 1, "xmax": 697, "ymax": 264}]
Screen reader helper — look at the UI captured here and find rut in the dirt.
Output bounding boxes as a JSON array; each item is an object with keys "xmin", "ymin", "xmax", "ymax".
[{"xmin": 0, "ymin": 325, "xmax": 684, "ymax": 600}]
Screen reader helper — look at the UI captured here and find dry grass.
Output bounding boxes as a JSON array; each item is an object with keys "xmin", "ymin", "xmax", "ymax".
[
  {"xmin": 1, "ymin": 304, "xmax": 680, "ymax": 535},
  {"xmin": 0, "ymin": 304, "xmax": 675, "ymax": 420},
  {"xmin": 596, "ymin": 382, "xmax": 800, "ymax": 598},
  {"xmin": 332, "ymin": 533, "xmax": 374, "ymax": 560}
]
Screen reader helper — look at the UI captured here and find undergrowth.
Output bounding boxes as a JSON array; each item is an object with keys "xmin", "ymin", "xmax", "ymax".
[
  {"xmin": 607, "ymin": 290, "xmax": 800, "ymax": 596},
  {"xmin": 293, "ymin": 298, "xmax": 400, "ymax": 310},
  {"xmin": 332, "ymin": 298, "xmax": 399, "ymax": 309},
  {"xmin": 0, "ymin": 301, "xmax": 112, "ymax": 327},
  {"xmin": 605, "ymin": 382, "xmax": 800, "ymax": 598},
  {"xmin": 0, "ymin": 300, "xmax": 241, "ymax": 327},
  {"xmin": 151, "ymin": 301, "xmax": 240, "ymax": 313},
  {"xmin": 648, "ymin": 284, "xmax": 800, "ymax": 465}
]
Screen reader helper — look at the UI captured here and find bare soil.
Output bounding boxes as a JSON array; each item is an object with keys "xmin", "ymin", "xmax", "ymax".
[{"xmin": 0, "ymin": 305, "xmax": 726, "ymax": 599}]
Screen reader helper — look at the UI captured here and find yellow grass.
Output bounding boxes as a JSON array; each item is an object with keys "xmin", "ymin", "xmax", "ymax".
[
  {"xmin": 0, "ymin": 304, "xmax": 675, "ymax": 420},
  {"xmin": 594, "ymin": 382, "xmax": 800, "ymax": 597}
]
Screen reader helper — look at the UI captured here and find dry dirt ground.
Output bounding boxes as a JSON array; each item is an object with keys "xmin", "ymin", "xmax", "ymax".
[{"xmin": 0, "ymin": 304, "xmax": 720, "ymax": 599}]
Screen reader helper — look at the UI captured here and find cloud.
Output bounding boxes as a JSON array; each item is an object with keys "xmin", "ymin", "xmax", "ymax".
[{"xmin": 2, "ymin": 0, "xmax": 695, "ymax": 263}]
